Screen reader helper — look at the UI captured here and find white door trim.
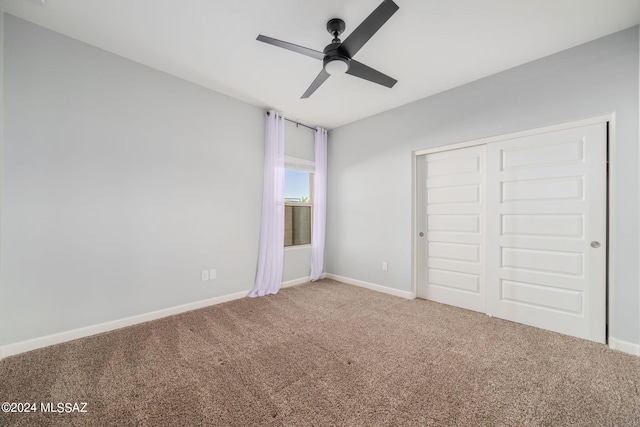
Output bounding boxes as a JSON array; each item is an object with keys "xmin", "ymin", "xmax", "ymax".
[
  {"xmin": 412, "ymin": 113, "xmax": 616, "ymax": 345},
  {"xmin": 415, "ymin": 114, "xmax": 614, "ymax": 156}
]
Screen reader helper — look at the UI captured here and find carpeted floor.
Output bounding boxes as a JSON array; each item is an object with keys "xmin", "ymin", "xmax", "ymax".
[{"xmin": 1, "ymin": 279, "xmax": 639, "ymax": 426}]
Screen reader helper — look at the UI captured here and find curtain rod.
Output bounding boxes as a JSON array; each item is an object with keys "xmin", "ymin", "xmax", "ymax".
[
  {"xmin": 266, "ymin": 111, "xmax": 317, "ymax": 131},
  {"xmin": 285, "ymin": 118, "xmax": 316, "ymax": 131}
]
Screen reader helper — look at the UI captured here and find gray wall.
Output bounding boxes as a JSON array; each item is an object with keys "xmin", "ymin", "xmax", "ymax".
[
  {"xmin": 0, "ymin": 15, "xmax": 265, "ymax": 345},
  {"xmin": 326, "ymin": 26, "xmax": 640, "ymax": 345},
  {"xmin": 284, "ymin": 120, "xmax": 314, "ymax": 161}
]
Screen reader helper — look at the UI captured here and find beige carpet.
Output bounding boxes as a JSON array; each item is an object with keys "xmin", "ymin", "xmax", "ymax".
[{"xmin": 1, "ymin": 279, "xmax": 639, "ymax": 426}]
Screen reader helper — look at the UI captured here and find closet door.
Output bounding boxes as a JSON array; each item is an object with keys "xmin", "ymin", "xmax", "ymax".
[
  {"xmin": 485, "ymin": 123, "xmax": 607, "ymax": 343},
  {"xmin": 416, "ymin": 146, "xmax": 486, "ymax": 312}
]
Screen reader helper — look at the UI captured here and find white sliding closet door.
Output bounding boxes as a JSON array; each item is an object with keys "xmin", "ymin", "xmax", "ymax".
[
  {"xmin": 416, "ymin": 146, "xmax": 486, "ymax": 312},
  {"xmin": 485, "ymin": 123, "xmax": 607, "ymax": 343},
  {"xmin": 416, "ymin": 121, "xmax": 608, "ymax": 343}
]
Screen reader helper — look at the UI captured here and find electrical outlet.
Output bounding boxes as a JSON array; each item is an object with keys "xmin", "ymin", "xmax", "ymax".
[
  {"xmin": 201, "ymin": 270, "xmax": 209, "ymax": 281},
  {"xmin": 210, "ymin": 269, "xmax": 217, "ymax": 280},
  {"xmin": 382, "ymin": 262, "xmax": 388, "ymax": 271}
]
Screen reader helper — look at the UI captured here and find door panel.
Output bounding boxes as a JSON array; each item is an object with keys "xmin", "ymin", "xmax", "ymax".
[
  {"xmin": 417, "ymin": 146, "xmax": 486, "ymax": 312},
  {"xmin": 485, "ymin": 123, "xmax": 607, "ymax": 343}
]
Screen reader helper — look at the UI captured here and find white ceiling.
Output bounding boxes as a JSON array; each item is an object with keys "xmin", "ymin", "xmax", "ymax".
[{"xmin": 2, "ymin": 0, "xmax": 640, "ymax": 129}]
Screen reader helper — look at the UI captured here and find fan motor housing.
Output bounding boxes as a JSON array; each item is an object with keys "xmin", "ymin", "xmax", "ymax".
[{"xmin": 323, "ymin": 42, "xmax": 351, "ymax": 74}]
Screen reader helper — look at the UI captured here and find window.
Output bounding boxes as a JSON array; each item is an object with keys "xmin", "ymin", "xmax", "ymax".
[{"xmin": 285, "ymin": 168, "xmax": 313, "ymax": 246}]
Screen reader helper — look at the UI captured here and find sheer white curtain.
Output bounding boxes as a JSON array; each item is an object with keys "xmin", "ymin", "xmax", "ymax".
[
  {"xmin": 250, "ymin": 111, "xmax": 285, "ymax": 297},
  {"xmin": 310, "ymin": 127, "xmax": 327, "ymax": 281}
]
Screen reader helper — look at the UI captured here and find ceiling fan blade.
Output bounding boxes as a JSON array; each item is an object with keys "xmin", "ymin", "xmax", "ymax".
[
  {"xmin": 256, "ymin": 35, "xmax": 325, "ymax": 60},
  {"xmin": 301, "ymin": 69, "xmax": 330, "ymax": 98},
  {"xmin": 339, "ymin": 0, "xmax": 399, "ymax": 58},
  {"xmin": 346, "ymin": 60, "xmax": 397, "ymax": 88}
]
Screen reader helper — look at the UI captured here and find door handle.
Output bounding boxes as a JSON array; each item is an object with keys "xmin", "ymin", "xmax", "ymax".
[
  {"xmin": 419, "ymin": 232, "xmax": 424, "ymax": 237},
  {"xmin": 590, "ymin": 241, "xmax": 601, "ymax": 248}
]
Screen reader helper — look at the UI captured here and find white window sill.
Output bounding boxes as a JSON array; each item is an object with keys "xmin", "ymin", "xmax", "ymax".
[{"xmin": 285, "ymin": 244, "xmax": 312, "ymax": 251}]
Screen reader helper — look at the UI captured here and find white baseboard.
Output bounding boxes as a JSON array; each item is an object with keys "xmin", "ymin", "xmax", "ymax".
[
  {"xmin": 324, "ymin": 273, "xmax": 415, "ymax": 300},
  {"xmin": 0, "ymin": 290, "xmax": 249, "ymax": 360},
  {"xmin": 281, "ymin": 276, "xmax": 310, "ymax": 288},
  {"xmin": 609, "ymin": 337, "xmax": 640, "ymax": 356}
]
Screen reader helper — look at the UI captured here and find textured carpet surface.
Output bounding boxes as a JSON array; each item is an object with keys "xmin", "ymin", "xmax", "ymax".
[{"xmin": 1, "ymin": 279, "xmax": 639, "ymax": 426}]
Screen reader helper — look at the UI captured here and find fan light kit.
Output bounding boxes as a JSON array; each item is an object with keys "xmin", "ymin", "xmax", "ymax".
[
  {"xmin": 257, "ymin": 0, "xmax": 399, "ymax": 98},
  {"xmin": 324, "ymin": 57, "xmax": 349, "ymax": 75}
]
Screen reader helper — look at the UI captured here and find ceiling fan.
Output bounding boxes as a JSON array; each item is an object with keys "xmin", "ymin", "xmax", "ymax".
[{"xmin": 257, "ymin": 0, "xmax": 399, "ymax": 98}]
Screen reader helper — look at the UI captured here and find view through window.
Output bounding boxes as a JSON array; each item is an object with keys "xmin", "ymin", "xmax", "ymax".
[{"xmin": 285, "ymin": 169, "xmax": 312, "ymax": 246}]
